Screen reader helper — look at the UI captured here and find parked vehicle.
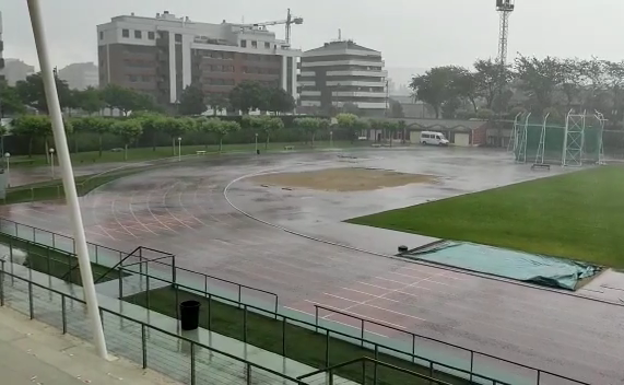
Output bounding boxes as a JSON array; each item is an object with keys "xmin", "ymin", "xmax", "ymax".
[{"xmin": 420, "ymin": 131, "xmax": 449, "ymax": 146}]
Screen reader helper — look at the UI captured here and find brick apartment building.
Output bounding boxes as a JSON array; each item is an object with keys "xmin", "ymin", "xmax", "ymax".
[
  {"xmin": 97, "ymin": 11, "xmax": 300, "ymax": 108},
  {"xmin": 0, "ymin": 11, "xmax": 5, "ymax": 83}
]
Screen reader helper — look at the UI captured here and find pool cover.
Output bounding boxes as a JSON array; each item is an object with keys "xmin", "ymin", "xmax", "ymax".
[{"xmin": 403, "ymin": 242, "xmax": 601, "ymax": 290}]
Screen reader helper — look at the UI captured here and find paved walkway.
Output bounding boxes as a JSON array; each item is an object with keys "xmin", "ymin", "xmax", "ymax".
[{"xmin": 0, "ymin": 305, "xmax": 179, "ymax": 385}]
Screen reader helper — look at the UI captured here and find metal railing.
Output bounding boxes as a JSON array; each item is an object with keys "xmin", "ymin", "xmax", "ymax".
[
  {"xmin": 297, "ymin": 357, "xmax": 456, "ymax": 385},
  {"xmin": 0, "ymin": 260, "xmax": 306, "ymax": 385},
  {"xmin": 0, "ymin": 218, "xmax": 591, "ymax": 385},
  {"xmin": 0, "ymin": 218, "xmax": 280, "ymax": 312},
  {"xmin": 122, "ymin": 264, "xmax": 511, "ymax": 385},
  {"xmin": 313, "ymin": 304, "xmax": 590, "ymax": 385}
]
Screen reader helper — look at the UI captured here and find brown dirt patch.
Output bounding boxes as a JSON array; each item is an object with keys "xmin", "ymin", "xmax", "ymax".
[{"xmin": 250, "ymin": 167, "xmax": 438, "ymax": 192}]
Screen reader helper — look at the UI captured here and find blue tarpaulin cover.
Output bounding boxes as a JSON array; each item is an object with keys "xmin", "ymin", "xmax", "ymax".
[{"xmin": 404, "ymin": 242, "xmax": 601, "ymax": 290}]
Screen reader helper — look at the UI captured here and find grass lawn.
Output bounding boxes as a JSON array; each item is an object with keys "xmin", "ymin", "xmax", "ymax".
[
  {"xmin": 348, "ymin": 166, "xmax": 624, "ymax": 268},
  {"xmin": 9, "ymin": 140, "xmax": 360, "ymax": 168},
  {"xmin": 0, "ymin": 233, "xmax": 121, "ymax": 284},
  {"xmin": 124, "ymin": 286, "xmax": 470, "ymax": 385}
]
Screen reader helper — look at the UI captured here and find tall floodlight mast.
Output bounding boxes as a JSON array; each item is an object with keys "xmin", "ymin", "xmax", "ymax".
[{"xmin": 496, "ymin": 0, "xmax": 515, "ymax": 65}]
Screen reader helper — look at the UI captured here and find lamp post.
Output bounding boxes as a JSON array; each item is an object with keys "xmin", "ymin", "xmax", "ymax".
[
  {"xmin": 330, "ymin": 131, "xmax": 333, "ymax": 148},
  {"xmin": 27, "ymin": 0, "xmax": 108, "ymax": 359},
  {"xmin": 255, "ymin": 133, "xmax": 259, "ymax": 154},
  {"xmin": 4, "ymin": 153, "xmax": 10, "ymax": 188},
  {"xmin": 49, "ymin": 148, "xmax": 55, "ymax": 178},
  {"xmin": 177, "ymin": 137, "xmax": 182, "ymax": 162}
]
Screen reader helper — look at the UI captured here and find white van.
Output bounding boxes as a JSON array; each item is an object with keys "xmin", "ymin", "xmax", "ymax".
[{"xmin": 420, "ymin": 131, "xmax": 449, "ymax": 146}]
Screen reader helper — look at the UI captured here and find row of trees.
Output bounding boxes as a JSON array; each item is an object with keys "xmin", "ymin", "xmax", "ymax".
[
  {"xmin": 8, "ymin": 114, "xmax": 304, "ymax": 159},
  {"xmin": 1, "ymin": 74, "xmax": 296, "ymax": 118},
  {"xmin": 0, "ymin": 74, "xmax": 160, "ymax": 117},
  {"xmin": 179, "ymin": 80, "xmax": 296, "ymax": 116},
  {"xmin": 410, "ymin": 56, "xmax": 624, "ymax": 124}
]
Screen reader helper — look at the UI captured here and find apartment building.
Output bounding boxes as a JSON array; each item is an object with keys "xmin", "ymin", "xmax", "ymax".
[
  {"xmin": 97, "ymin": 11, "xmax": 300, "ymax": 107},
  {"xmin": 0, "ymin": 11, "xmax": 5, "ymax": 83},
  {"xmin": 58, "ymin": 62, "xmax": 99, "ymax": 90},
  {"xmin": 299, "ymin": 40, "xmax": 387, "ymax": 116}
]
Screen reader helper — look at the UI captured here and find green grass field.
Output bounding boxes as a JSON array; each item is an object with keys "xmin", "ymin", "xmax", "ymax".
[
  {"xmin": 125, "ymin": 286, "xmax": 470, "ymax": 385},
  {"xmin": 0, "ymin": 233, "xmax": 120, "ymax": 284},
  {"xmin": 349, "ymin": 166, "xmax": 624, "ymax": 268},
  {"xmin": 9, "ymin": 140, "xmax": 359, "ymax": 168}
]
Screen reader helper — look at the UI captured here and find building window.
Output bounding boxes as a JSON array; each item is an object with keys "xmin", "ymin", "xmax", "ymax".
[
  {"xmin": 251, "ymin": 40, "xmax": 258, "ymax": 48},
  {"xmin": 224, "ymin": 65, "xmax": 234, "ymax": 72},
  {"xmin": 122, "ymin": 29, "xmax": 130, "ymax": 38},
  {"xmin": 223, "ymin": 52, "xmax": 234, "ymax": 60},
  {"xmin": 148, "ymin": 31, "xmax": 155, "ymax": 40},
  {"xmin": 240, "ymin": 40, "xmax": 247, "ymax": 48},
  {"xmin": 175, "ymin": 33, "xmax": 182, "ymax": 43},
  {"xmin": 142, "ymin": 75, "xmax": 151, "ymax": 82},
  {"xmin": 99, "ymin": 31, "xmax": 104, "ymax": 40},
  {"xmin": 224, "ymin": 79, "xmax": 235, "ymax": 85},
  {"xmin": 264, "ymin": 42, "xmax": 271, "ymax": 49},
  {"xmin": 128, "ymin": 75, "xmax": 138, "ymax": 82}
]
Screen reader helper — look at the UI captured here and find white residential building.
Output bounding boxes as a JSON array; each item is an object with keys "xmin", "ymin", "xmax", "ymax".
[{"xmin": 299, "ymin": 40, "xmax": 387, "ymax": 116}]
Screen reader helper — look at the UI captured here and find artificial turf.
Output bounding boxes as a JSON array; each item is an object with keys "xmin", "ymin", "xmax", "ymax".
[{"xmin": 348, "ymin": 166, "xmax": 624, "ymax": 268}]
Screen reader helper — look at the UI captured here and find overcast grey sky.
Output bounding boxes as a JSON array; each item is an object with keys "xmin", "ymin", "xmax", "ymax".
[{"xmin": 3, "ymin": 0, "xmax": 623, "ymax": 76}]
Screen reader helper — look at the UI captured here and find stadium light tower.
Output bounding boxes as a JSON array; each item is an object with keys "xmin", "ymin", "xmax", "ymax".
[{"xmin": 496, "ymin": 0, "xmax": 515, "ymax": 65}]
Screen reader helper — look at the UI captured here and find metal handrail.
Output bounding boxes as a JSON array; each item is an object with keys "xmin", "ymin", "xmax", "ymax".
[
  {"xmin": 297, "ymin": 356, "xmax": 456, "ymax": 385},
  {"xmin": 93, "ymin": 246, "xmax": 142, "ymax": 284},
  {"xmin": 0, "ymin": 217, "xmax": 280, "ymax": 312},
  {"xmin": 0, "ymin": 264, "xmax": 306, "ymax": 385},
  {"xmin": 0, "ymin": 217, "xmax": 591, "ymax": 385},
  {"xmin": 313, "ymin": 304, "xmax": 590, "ymax": 385},
  {"xmin": 124, "ymin": 265, "xmax": 512, "ymax": 385}
]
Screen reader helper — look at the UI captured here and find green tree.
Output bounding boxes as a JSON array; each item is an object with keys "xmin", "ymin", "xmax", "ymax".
[
  {"xmin": 157, "ymin": 117, "xmax": 190, "ymax": 156},
  {"xmin": 134, "ymin": 112, "xmax": 165, "ymax": 152},
  {"xmin": 15, "ymin": 73, "xmax": 72, "ymax": 113},
  {"xmin": 213, "ymin": 120, "xmax": 241, "ymax": 151},
  {"xmin": 206, "ymin": 93, "xmax": 229, "ymax": 116},
  {"xmin": 294, "ymin": 117, "xmax": 321, "ymax": 147},
  {"xmin": 178, "ymin": 83, "xmax": 206, "ymax": 116},
  {"xmin": 229, "ymin": 81, "xmax": 267, "ymax": 114},
  {"xmin": 453, "ymin": 69, "xmax": 479, "ymax": 112},
  {"xmin": 383, "ymin": 121, "xmax": 400, "ymax": 147},
  {"xmin": 12, "ymin": 115, "xmax": 45, "ymax": 157},
  {"xmin": 75, "ymin": 86, "xmax": 105, "ymax": 115},
  {"xmin": 112, "ymin": 119, "xmax": 143, "ymax": 160},
  {"xmin": 253, "ymin": 116, "xmax": 283, "ymax": 149},
  {"xmin": 410, "ymin": 66, "xmax": 464, "ymax": 118},
  {"xmin": 101, "ymin": 84, "xmax": 156, "ymax": 115},
  {"xmin": 474, "ymin": 59, "xmax": 513, "ymax": 110},
  {"xmin": 72, "ymin": 116, "xmax": 111, "ymax": 157},
  {"xmin": 0, "ymin": 82, "xmax": 26, "ymax": 117},
  {"xmin": 353, "ymin": 118, "xmax": 371, "ymax": 143},
  {"xmin": 514, "ymin": 55, "xmax": 563, "ymax": 113},
  {"xmin": 388, "ymin": 98, "xmax": 405, "ymax": 118},
  {"xmin": 266, "ymin": 87, "xmax": 295, "ymax": 115},
  {"xmin": 197, "ymin": 117, "xmax": 220, "ymax": 149},
  {"xmin": 336, "ymin": 113, "xmax": 359, "ymax": 142}
]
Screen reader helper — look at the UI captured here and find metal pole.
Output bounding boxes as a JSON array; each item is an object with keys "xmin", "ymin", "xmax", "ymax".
[
  {"xmin": 255, "ymin": 133, "xmax": 258, "ymax": 153},
  {"xmin": 141, "ymin": 324, "xmax": 147, "ymax": 369},
  {"xmin": 26, "ymin": 0, "xmax": 108, "ymax": 359}
]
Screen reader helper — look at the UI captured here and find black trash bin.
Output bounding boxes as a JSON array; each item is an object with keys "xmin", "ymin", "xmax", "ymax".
[{"xmin": 179, "ymin": 300, "xmax": 201, "ymax": 331}]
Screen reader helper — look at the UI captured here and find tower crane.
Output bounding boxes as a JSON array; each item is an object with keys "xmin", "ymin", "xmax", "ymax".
[{"xmin": 252, "ymin": 9, "xmax": 303, "ymax": 46}]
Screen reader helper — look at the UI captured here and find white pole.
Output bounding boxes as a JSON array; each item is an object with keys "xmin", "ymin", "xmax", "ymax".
[
  {"xmin": 177, "ymin": 137, "xmax": 181, "ymax": 162},
  {"xmin": 5, "ymin": 153, "xmax": 10, "ymax": 188},
  {"xmin": 255, "ymin": 133, "xmax": 258, "ymax": 153},
  {"xmin": 26, "ymin": 0, "xmax": 108, "ymax": 359},
  {"xmin": 50, "ymin": 148, "xmax": 55, "ymax": 179}
]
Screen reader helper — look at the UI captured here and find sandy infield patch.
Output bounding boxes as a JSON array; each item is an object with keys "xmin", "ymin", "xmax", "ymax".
[{"xmin": 250, "ymin": 167, "xmax": 438, "ymax": 192}]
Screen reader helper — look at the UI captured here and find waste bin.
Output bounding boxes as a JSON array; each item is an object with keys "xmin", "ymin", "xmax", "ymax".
[{"xmin": 179, "ymin": 300, "xmax": 201, "ymax": 331}]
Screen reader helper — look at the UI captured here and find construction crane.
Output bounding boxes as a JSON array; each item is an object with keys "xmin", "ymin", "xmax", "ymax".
[
  {"xmin": 496, "ymin": 0, "xmax": 515, "ymax": 66},
  {"xmin": 252, "ymin": 9, "xmax": 303, "ymax": 46}
]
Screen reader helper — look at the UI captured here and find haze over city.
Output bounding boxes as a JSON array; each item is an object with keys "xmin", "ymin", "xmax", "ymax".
[{"xmin": 3, "ymin": 0, "xmax": 624, "ymax": 85}]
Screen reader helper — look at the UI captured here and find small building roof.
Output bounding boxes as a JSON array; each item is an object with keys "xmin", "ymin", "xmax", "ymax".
[{"xmin": 304, "ymin": 40, "xmax": 380, "ymax": 54}]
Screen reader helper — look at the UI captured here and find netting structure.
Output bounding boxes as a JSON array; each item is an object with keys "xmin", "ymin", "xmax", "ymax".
[{"xmin": 509, "ymin": 111, "xmax": 605, "ymax": 166}]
